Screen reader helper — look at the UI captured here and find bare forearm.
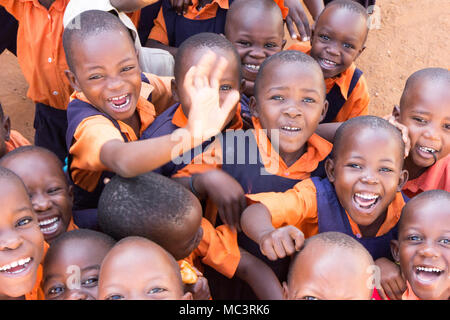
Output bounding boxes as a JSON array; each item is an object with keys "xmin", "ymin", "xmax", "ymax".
[
  {"xmin": 241, "ymin": 204, "xmax": 275, "ymax": 244},
  {"xmin": 109, "ymin": 0, "xmax": 160, "ymax": 12}
]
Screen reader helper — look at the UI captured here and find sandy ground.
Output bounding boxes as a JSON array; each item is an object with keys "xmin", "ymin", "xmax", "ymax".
[{"xmin": 0, "ymin": 0, "xmax": 449, "ymax": 143}]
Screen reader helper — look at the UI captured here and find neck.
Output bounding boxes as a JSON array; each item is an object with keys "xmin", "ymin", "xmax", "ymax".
[
  {"xmin": 358, "ymin": 210, "xmax": 387, "ymax": 238},
  {"xmin": 403, "ymin": 156, "xmax": 428, "ymax": 181},
  {"xmin": 123, "ymin": 111, "xmax": 141, "ymax": 137},
  {"xmin": 39, "ymin": 0, "xmax": 55, "ymax": 10},
  {"xmin": 279, "ymin": 146, "xmax": 306, "ymax": 168}
]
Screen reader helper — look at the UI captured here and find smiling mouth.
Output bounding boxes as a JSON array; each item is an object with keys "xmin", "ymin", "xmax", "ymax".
[
  {"xmin": 107, "ymin": 94, "xmax": 131, "ymax": 112},
  {"xmin": 414, "ymin": 265, "xmax": 445, "ymax": 284},
  {"xmin": 353, "ymin": 192, "xmax": 380, "ymax": 210},
  {"xmin": 39, "ymin": 216, "xmax": 61, "ymax": 235},
  {"xmin": 0, "ymin": 257, "xmax": 33, "ymax": 276},
  {"xmin": 244, "ymin": 64, "xmax": 260, "ymax": 72},
  {"xmin": 318, "ymin": 58, "xmax": 338, "ymax": 69},
  {"xmin": 417, "ymin": 145, "xmax": 438, "ymax": 157}
]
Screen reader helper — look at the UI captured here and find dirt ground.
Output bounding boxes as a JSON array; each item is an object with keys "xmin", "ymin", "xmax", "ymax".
[{"xmin": 0, "ymin": 0, "xmax": 449, "ymax": 143}]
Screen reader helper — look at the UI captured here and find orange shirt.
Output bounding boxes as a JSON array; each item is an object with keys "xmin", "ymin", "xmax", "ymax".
[
  {"xmin": 402, "ymin": 155, "xmax": 450, "ymax": 198},
  {"xmin": 401, "ymin": 281, "xmax": 420, "ymax": 300},
  {"xmin": 288, "ymin": 43, "xmax": 369, "ymax": 122},
  {"xmin": 68, "ymin": 92, "xmax": 156, "ymax": 192},
  {"xmin": 184, "ymin": 218, "xmax": 240, "ymax": 279},
  {"xmin": 25, "ymin": 264, "xmax": 45, "ymax": 300},
  {"xmin": 247, "ymin": 178, "xmax": 405, "ymax": 239},
  {"xmin": 149, "ymin": 0, "xmax": 289, "ymax": 45},
  {"xmin": 0, "ymin": 0, "xmax": 72, "ymax": 110},
  {"xmin": 5, "ymin": 130, "xmax": 31, "ymax": 153},
  {"xmin": 66, "ymin": 217, "xmax": 78, "ymax": 232}
]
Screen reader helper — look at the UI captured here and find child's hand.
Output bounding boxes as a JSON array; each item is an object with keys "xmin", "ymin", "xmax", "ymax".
[
  {"xmin": 184, "ymin": 267, "xmax": 211, "ymax": 300},
  {"xmin": 170, "ymin": 0, "xmax": 192, "ymax": 15},
  {"xmin": 384, "ymin": 112, "xmax": 411, "ymax": 158},
  {"xmin": 284, "ymin": 0, "xmax": 312, "ymax": 42},
  {"xmin": 184, "ymin": 51, "xmax": 240, "ymax": 142},
  {"xmin": 195, "ymin": 170, "xmax": 247, "ymax": 232},
  {"xmin": 375, "ymin": 257, "xmax": 406, "ymax": 300},
  {"xmin": 258, "ymin": 226, "xmax": 304, "ymax": 261}
]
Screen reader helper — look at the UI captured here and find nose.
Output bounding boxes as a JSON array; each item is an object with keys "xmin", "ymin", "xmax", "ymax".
[
  {"xmin": 422, "ymin": 124, "xmax": 441, "ymax": 142},
  {"xmin": 249, "ymin": 47, "xmax": 266, "ymax": 59},
  {"xmin": 32, "ymin": 192, "xmax": 51, "ymax": 212},
  {"xmin": 283, "ymin": 104, "xmax": 302, "ymax": 118},
  {"xmin": 360, "ymin": 169, "xmax": 379, "ymax": 184},
  {"xmin": 66, "ymin": 289, "xmax": 90, "ymax": 300},
  {"xmin": 325, "ymin": 43, "xmax": 340, "ymax": 57},
  {"xmin": 0, "ymin": 229, "xmax": 23, "ymax": 251},
  {"xmin": 418, "ymin": 242, "xmax": 440, "ymax": 259},
  {"xmin": 106, "ymin": 75, "xmax": 125, "ymax": 91}
]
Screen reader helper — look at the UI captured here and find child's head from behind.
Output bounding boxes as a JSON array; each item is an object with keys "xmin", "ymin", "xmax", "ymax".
[
  {"xmin": 284, "ymin": 232, "xmax": 374, "ymax": 300},
  {"xmin": 98, "ymin": 236, "xmax": 191, "ymax": 300},
  {"xmin": 251, "ymin": 50, "xmax": 327, "ymax": 165},
  {"xmin": 63, "ymin": 10, "xmax": 141, "ymax": 123},
  {"xmin": 42, "ymin": 229, "xmax": 116, "ymax": 300},
  {"xmin": 391, "ymin": 190, "xmax": 450, "ymax": 300},
  {"xmin": 310, "ymin": 0, "xmax": 368, "ymax": 79},
  {"xmin": 0, "ymin": 167, "xmax": 44, "ymax": 299},
  {"xmin": 395, "ymin": 68, "xmax": 450, "ymax": 170},
  {"xmin": 98, "ymin": 172, "xmax": 203, "ymax": 261},
  {"xmin": 326, "ymin": 116, "xmax": 408, "ymax": 232},
  {"xmin": 173, "ymin": 32, "xmax": 242, "ymax": 123},
  {"xmin": 0, "ymin": 146, "xmax": 73, "ymax": 243},
  {"xmin": 0, "ymin": 103, "xmax": 11, "ymax": 159},
  {"xmin": 225, "ymin": 0, "xmax": 285, "ymax": 97}
]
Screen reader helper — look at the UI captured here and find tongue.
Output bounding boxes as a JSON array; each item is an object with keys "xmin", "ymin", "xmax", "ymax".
[
  {"xmin": 3, "ymin": 264, "xmax": 26, "ymax": 274},
  {"xmin": 112, "ymin": 96, "xmax": 127, "ymax": 106},
  {"xmin": 354, "ymin": 195, "xmax": 377, "ymax": 208}
]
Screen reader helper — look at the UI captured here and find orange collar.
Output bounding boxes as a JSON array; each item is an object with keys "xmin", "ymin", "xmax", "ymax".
[
  {"xmin": 402, "ymin": 281, "xmax": 421, "ymax": 300},
  {"xmin": 171, "ymin": 103, "xmax": 243, "ymax": 130},
  {"xmin": 346, "ymin": 191, "xmax": 405, "ymax": 238},
  {"xmin": 252, "ymin": 117, "xmax": 332, "ymax": 180},
  {"xmin": 191, "ymin": 0, "xmax": 229, "ymax": 10}
]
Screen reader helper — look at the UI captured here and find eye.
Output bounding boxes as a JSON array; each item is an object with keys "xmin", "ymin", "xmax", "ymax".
[
  {"xmin": 48, "ymin": 285, "xmax": 64, "ymax": 296},
  {"xmin": 106, "ymin": 294, "xmax": 124, "ymax": 300},
  {"xmin": 438, "ymin": 238, "xmax": 450, "ymax": 245},
  {"xmin": 302, "ymin": 296, "xmax": 318, "ymax": 300},
  {"xmin": 270, "ymin": 95, "xmax": 284, "ymax": 101},
  {"xmin": 343, "ymin": 43, "xmax": 354, "ymax": 49},
  {"xmin": 443, "ymin": 123, "xmax": 450, "ymax": 130},
  {"xmin": 303, "ymin": 97, "xmax": 315, "ymax": 103},
  {"xmin": 319, "ymin": 34, "xmax": 330, "ymax": 41},
  {"xmin": 122, "ymin": 65, "xmax": 135, "ymax": 72},
  {"xmin": 47, "ymin": 187, "xmax": 62, "ymax": 195},
  {"xmin": 148, "ymin": 287, "xmax": 166, "ymax": 294},
  {"xmin": 237, "ymin": 40, "xmax": 251, "ymax": 47},
  {"xmin": 346, "ymin": 163, "xmax": 362, "ymax": 169},
  {"xmin": 220, "ymin": 84, "xmax": 232, "ymax": 91},
  {"xmin": 88, "ymin": 74, "xmax": 103, "ymax": 80},
  {"xmin": 264, "ymin": 42, "xmax": 276, "ymax": 49},
  {"xmin": 379, "ymin": 167, "xmax": 393, "ymax": 173},
  {"xmin": 407, "ymin": 235, "xmax": 422, "ymax": 242},
  {"xmin": 412, "ymin": 116, "xmax": 427, "ymax": 124},
  {"xmin": 16, "ymin": 217, "xmax": 33, "ymax": 227},
  {"xmin": 81, "ymin": 277, "xmax": 98, "ymax": 287}
]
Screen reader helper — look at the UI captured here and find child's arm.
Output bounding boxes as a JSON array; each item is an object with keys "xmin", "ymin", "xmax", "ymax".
[
  {"xmin": 315, "ymin": 122, "xmax": 342, "ymax": 143},
  {"xmin": 284, "ymin": 0, "xmax": 324, "ymax": 41},
  {"xmin": 99, "ymin": 51, "xmax": 239, "ymax": 177},
  {"xmin": 241, "ymin": 203, "xmax": 304, "ymax": 261},
  {"xmin": 375, "ymin": 257, "xmax": 406, "ymax": 300},
  {"xmin": 234, "ymin": 248, "xmax": 284, "ymax": 300}
]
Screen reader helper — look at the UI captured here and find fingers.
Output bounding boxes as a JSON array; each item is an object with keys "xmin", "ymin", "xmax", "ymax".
[
  {"xmin": 260, "ymin": 227, "xmax": 302, "ymax": 261},
  {"xmin": 377, "ymin": 286, "xmax": 389, "ymax": 300},
  {"xmin": 285, "ymin": 16, "xmax": 298, "ymax": 40},
  {"xmin": 392, "ymin": 277, "xmax": 407, "ymax": 300},
  {"xmin": 286, "ymin": 11, "xmax": 311, "ymax": 41}
]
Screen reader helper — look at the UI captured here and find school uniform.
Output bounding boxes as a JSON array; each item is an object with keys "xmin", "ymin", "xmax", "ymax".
[
  {"xmin": 0, "ymin": 0, "xmax": 73, "ymax": 163},
  {"xmin": 5, "ymin": 130, "xmax": 31, "ymax": 153},
  {"xmin": 148, "ymin": 0, "xmax": 288, "ymax": 47},
  {"xmin": 402, "ymin": 155, "xmax": 450, "ymax": 199},
  {"xmin": 174, "ymin": 117, "xmax": 332, "ymax": 299},
  {"xmin": 66, "ymin": 73, "xmax": 170, "ymax": 228},
  {"xmin": 247, "ymin": 177, "xmax": 405, "ymax": 260},
  {"xmin": 401, "ymin": 282, "xmax": 420, "ymax": 300},
  {"xmin": 288, "ymin": 43, "xmax": 369, "ymax": 123}
]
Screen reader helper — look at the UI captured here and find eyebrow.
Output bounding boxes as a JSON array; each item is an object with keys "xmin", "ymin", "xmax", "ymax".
[
  {"xmin": 86, "ymin": 57, "xmax": 135, "ymax": 71},
  {"xmin": 14, "ymin": 207, "xmax": 33, "ymax": 214}
]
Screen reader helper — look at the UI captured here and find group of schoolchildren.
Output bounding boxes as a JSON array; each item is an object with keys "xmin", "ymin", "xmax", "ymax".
[{"xmin": 0, "ymin": 0, "xmax": 448, "ymax": 301}]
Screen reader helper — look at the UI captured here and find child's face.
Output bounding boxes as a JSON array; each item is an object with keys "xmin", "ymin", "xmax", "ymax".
[
  {"xmin": 310, "ymin": 7, "xmax": 367, "ymax": 79},
  {"xmin": 174, "ymin": 47, "xmax": 241, "ymax": 124},
  {"xmin": 251, "ymin": 62, "xmax": 327, "ymax": 165},
  {"xmin": 225, "ymin": 8, "xmax": 285, "ymax": 96},
  {"xmin": 392, "ymin": 197, "xmax": 450, "ymax": 300},
  {"xmin": 327, "ymin": 127, "xmax": 407, "ymax": 229},
  {"xmin": 43, "ymin": 238, "xmax": 112, "ymax": 300},
  {"xmin": 0, "ymin": 115, "xmax": 11, "ymax": 159},
  {"xmin": 1, "ymin": 152, "xmax": 73, "ymax": 243},
  {"xmin": 160, "ymin": 201, "xmax": 203, "ymax": 261},
  {"xmin": 98, "ymin": 239, "xmax": 189, "ymax": 300},
  {"xmin": 0, "ymin": 178, "xmax": 44, "ymax": 299},
  {"xmin": 284, "ymin": 241, "xmax": 373, "ymax": 300},
  {"xmin": 66, "ymin": 30, "xmax": 142, "ymax": 123},
  {"xmin": 397, "ymin": 79, "xmax": 450, "ymax": 169}
]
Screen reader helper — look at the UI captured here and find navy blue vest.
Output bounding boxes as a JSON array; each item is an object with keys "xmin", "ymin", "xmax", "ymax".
[
  {"xmin": 322, "ymin": 68, "xmax": 363, "ymax": 123},
  {"xmin": 204, "ymin": 130, "xmax": 328, "ymax": 300},
  {"xmin": 312, "ymin": 176, "xmax": 398, "ymax": 261},
  {"xmin": 66, "ymin": 73, "xmax": 152, "ymax": 210},
  {"xmin": 161, "ymin": 0, "xmax": 233, "ymax": 47},
  {"xmin": 137, "ymin": 1, "xmax": 163, "ymax": 45}
]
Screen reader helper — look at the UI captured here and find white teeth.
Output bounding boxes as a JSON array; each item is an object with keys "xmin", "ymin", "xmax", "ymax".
[
  {"xmin": 419, "ymin": 146, "xmax": 437, "ymax": 153},
  {"xmin": 416, "ymin": 266, "xmax": 443, "ymax": 273},
  {"xmin": 355, "ymin": 193, "xmax": 379, "ymax": 200},
  {"xmin": 245, "ymin": 64, "xmax": 260, "ymax": 71},
  {"xmin": 109, "ymin": 94, "xmax": 128, "ymax": 102},
  {"xmin": 0, "ymin": 257, "xmax": 31, "ymax": 272},
  {"xmin": 281, "ymin": 126, "xmax": 301, "ymax": 132},
  {"xmin": 321, "ymin": 58, "xmax": 337, "ymax": 66},
  {"xmin": 40, "ymin": 222, "xmax": 59, "ymax": 234},
  {"xmin": 39, "ymin": 217, "xmax": 58, "ymax": 227}
]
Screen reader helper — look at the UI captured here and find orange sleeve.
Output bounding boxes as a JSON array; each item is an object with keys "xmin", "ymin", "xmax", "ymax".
[
  {"xmin": 0, "ymin": 0, "xmax": 25, "ymax": 19},
  {"xmin": 192, "ymin": 218, "xmax": 240, "ymax": 279},
  {"xmin": 246, "ymin": 179, "xmax": 318, "ymax": 229},
  {"xmin": 287, "ymin": 42, "xmax": 311, "ymax": 53},
  {"xmin": 5, "ymin": 130, "xmax": 31, "ymax": 153},
  {"xmin": 148, "ymin": 7, "xmax": 169, "ymax": 45},
  {"xmin": 172, "ymin": 137, "xmax": 224, "ymax": 178},
  {"xmin": 334, "ymin": 75, "xmax": 370, "ymax": 122},
  {"xmin": 273, "ymin": 0, "xmax": 289, "ymax": 19},
  {"xmin": 142, "ymin": 72, "xmax": 174, "ymax": 115}
]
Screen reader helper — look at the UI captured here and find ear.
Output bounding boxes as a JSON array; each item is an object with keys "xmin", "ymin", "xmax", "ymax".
[
  {"xmin": 392, "ymin": 104, "xmax": 401, "ymax": 120},
  {"xmin": 282, "ymin": 281, "xmax": 289, "ymax": 300},
  {"xmin": 2, "ymin": 115, "xmax": 11, "ymax": 142},
  {"xmin": 239, "ymin": 78, "xmax": 246, "ymax": 94},
  {"xmin": 65, "ymin": 70, "xmax": 81, "ymax": 92},
  {"xmin": 181, "ymin": 291, "xmax": 193, "ymax": 300},
  {"xmin": 319, "ymin": 99, "xmax": 329, "ymax": 123},
  {"xmin": 249, "ymin": 95, "xmax": 258, "ymax": 118},
  {"xmin": 325, "ymin": 157, "xmax": 336, "ymax": 183},
  {"xmin": 171, "ymin": 78, "xmax": 180, "ymax": 103},
  {"xmin": 390, "ymin": 239, "xmax": 400, "ymax": 264},
  {"xmin": 396, "ymin": 169, "xmax": 409, "ymax": 192}
]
